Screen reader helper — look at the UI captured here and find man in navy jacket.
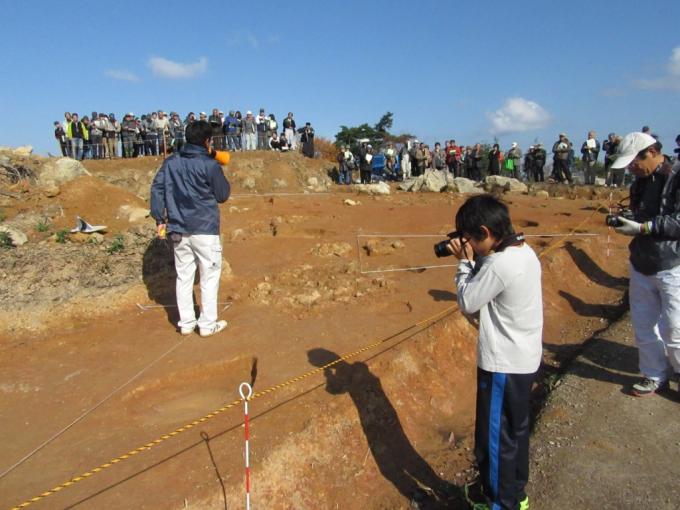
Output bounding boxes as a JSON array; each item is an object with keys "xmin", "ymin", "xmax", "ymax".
[{"xmin": 150, "ymin": 121, "xmax": 231, "ymax": 337}]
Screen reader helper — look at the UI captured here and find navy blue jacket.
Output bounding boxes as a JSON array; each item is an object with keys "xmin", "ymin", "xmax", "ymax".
[{"xmin": 150, "ymin": 143, "xmax": 230, "ymax": 235}]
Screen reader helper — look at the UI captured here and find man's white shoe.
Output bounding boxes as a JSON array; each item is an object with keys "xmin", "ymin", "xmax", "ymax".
[
  {"xmin": 180, "ymin": 326, "xmax": 195, "ymax": 336},
  {"xmin": 199, "ymin": 320, "xmax": 228, "ymax": 338}
]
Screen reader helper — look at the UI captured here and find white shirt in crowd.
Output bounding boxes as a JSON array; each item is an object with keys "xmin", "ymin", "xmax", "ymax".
[{"xmin": 455, "ymin": 243, "xmax": 543, "ymax": 374}]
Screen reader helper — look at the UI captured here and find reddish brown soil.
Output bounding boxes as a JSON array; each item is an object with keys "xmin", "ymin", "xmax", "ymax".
[{"xmin": 0, "ymin": 153, "xmax": 630, "ymax": 509}]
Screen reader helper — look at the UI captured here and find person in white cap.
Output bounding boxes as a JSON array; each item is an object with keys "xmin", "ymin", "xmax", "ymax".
[{"xmin": 611, "ymin": 132, "xmax": 680, "ymax": 396}]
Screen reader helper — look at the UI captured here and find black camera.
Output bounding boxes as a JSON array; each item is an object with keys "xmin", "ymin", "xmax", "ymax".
[
  {"xmin": 434, "ymin": 231, "xmax": 463, "ymax": 258},
  {"xmin": 606, "ymin": 209, "xmax": 634, "ymax": 227}
]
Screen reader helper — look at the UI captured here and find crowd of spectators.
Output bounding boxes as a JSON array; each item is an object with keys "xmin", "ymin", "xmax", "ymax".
[
  {"xmin": 336, "ymin": 126, "xmax": 679, "ymax": 187},
  {"xmin": 53, "ymin": 109, "xmax": 316, "ymax": 161}
]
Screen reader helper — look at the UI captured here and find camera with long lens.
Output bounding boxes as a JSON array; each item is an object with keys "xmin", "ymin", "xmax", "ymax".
[
  {"xmin": 605, "ymin": 209, "xmax": 634, "ymax": 227},
  {"xmin": 434, "ymin": 231, "xmax": 463, "ymax": 258}
]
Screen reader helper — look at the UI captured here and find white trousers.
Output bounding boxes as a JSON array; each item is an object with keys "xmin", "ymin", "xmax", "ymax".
[
  {"xmin": 285, "ymin": 128, "xmax": 297, "ymax": 150},
  {"xmin": 173, "ymin": 234, "xmax": 222, "ymax": 330},
  {"xmin": 629, "ymin": 263, "xmax": 680, "ymax": 382}
]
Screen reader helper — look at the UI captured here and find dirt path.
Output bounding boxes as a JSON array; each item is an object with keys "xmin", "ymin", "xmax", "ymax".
[{"xmin": 528, "ymin": 312, "xmax": 680, "ymax": 509}]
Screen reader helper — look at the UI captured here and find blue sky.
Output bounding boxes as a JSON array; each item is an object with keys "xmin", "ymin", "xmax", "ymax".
[{"xmin": 1, "ymin": 0, "xmax": 679, "ymax": 155}]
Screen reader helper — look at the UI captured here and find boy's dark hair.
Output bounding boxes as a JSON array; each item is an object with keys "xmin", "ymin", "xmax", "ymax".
[
  {"xmin": 185, "ymin": 120, "xmax": 212, "ymax": 146},
  {"xmin": 455, "ymin": 194, "xmax": 515, "ymax": 241}
]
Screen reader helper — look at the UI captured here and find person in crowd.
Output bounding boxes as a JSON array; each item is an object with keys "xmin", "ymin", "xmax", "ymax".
[
  {"xmin": 464, "ymin": 146, "xmax": 474, "ymax": 180},
  {"xmin": 432, "ymin": 142, "xmax": 446, "ymax": 171},
  {"xmin": 150, "ymin": 120, "xmax": 231, "ymax": 338},
  {"xmin": 446, "ymin": 194, "xmax": 542, "ymax": 510},
  {"xmin": 384, "ymin": 142, "xmax": 397, "ymax": 179},
  {"xmin": 267, "ymin": 114, "xmax": 277, "ymax": 143},
  {"xmin": 81, "ymin": 116, "xmax": 92, "ymax": 159},
  {"xmin": 279, "ymin": 131, "xmax": 290, "ymax": 152},
  {"xmin": 209, "ymin": 108, "xmax": 224, "ymax": 150},
  {"xmin": 400, "ymin": 143, "xmax": 411, "ymax": 181},
  {"xmin": 552, "ymin": 133, "xmax": 572, "ymax": 183},
  {"xmin": 603, "ymin": 133, "xmax": 621, "ymax": 187},
  {"xmin": 170, "ymin": 113, "xmax": 185, "ymax": 153},
  {"xmin": 413, "ymin": 143, "xmax": 426, "ymax": 176},
  {"xmin": 93, "ymin": 114, "xmax": 111, "ymax": 159},
  {"xmin": 533, "ymin": 143, "xmax": 547, "ymax": 182},
  {"xmin": 359, "ymin": 143, "xmax": 373, "ymax": 184},
  {"xmin": 63, "ymin": 112, "xmax": 73, "ymax": 157},
  {"xmin": 446, "ymin": 140, "xmax": 460, "ymax": 176},
  {"xmin": 224, "ymin": 110, "xmax": 239, "ymax": 151},
  {"xmin": 337, "ymin": 144, "xmax": 349, "ymax": 184},
  {"xmin": 268, "ymin": 132, "xmax": 283, "ymax": 151},
  {"xmin": 199, "ymin": 112, "xmax": 208, "ymax": 122},
  {"xmin": 488, "ymin": 143, "xmax": 502, "ymax": 176},
  {"xmin": 185, "ymin": 112, "xmax": 196, "ymax": 125},
  {"xmin": 155, "ymin": 111, "xmax": 172, "ymax": 155},
  {"xmin": 299, "ymin": 122, "xmax": 315, "ymax": 158},
  {"xmin": 256, "ymin": 108, "xmax": 268, "ymax": 150},
  {"xmin": 674, "ymin": 134, "xmax": 680, "ymax": 160},
  {"xmin": 234, "ymin": 111, "xmax": 243, "ymax": 150},
  {"xmin": 609, "ymin": 132, "xmax": 680, "ymax": 396},
  {"xmin": 134, "ymin": 117, "xmax": 146, "ymax": 157},
  {"xmin": 507, "ymin": 142, "xmax": 522, "ymax": 179},
  {"xmin": 283, "ymin": 112, "xmax": 297, "ymax": 150},
  {"xmin": 471, "ymin": 143, "xmax": 484, "ymax": 182},
  {"xmin": 66, "ymin": 113, "xmax": 87, "ymax": 161},
  {"xmin": 54, "ymin": 121, "xmax": 67, "ymax": 156},
  {"xmin": 423, "ymin": 144, "xmax": 432, "ymax": 169},
  {"xmin": 101, "ymin": 113, "xmax": 115, "ymax": 159},
  {"xmin": 524, "ymin": 146, "xmax": 535, "ymax": 182},
  {"xmin": 145, "ymin": 112, "xmax": 159, "ymax": 156},
  {"xmin": 581, "ymin": 130, "xmax": 601, "ymax": 185},
  {"xmin": 88, "ymin": 115, "xmax": 103, "ymax": 159},
  {"xmin": 121, "ymin": 113, "xmax": 137, "ymax": 158},
  {"xmin": 242, "ymin": 111, "xmax": 257, "ymax": 151}
]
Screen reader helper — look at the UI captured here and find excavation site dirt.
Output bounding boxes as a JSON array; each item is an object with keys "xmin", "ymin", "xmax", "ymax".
[{"xmin": 0, "ymin": 149, "xmax": 631, "ymax": 509}]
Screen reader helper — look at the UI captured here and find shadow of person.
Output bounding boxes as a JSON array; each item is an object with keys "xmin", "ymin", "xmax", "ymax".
[
  {"xmin": 307, "ymin": 348, "xmax": 461, "ymax": 508},
  {"xmin": 141, "ymin": 238, "xmax": 180, "ymax": 326},
  {"xmin": 564, "ymin": 241, "xmax": 629, "ymax": 289},
  {"xmin": 558, "ymin": 290, "xmax": 626, "ymax": 319},
  {"xmin": 428, "ymin": 289, "xmax": 456, "ymax": 302}
]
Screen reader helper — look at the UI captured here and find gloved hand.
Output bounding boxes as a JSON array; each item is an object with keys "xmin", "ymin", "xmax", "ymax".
[{"xmin": 614, "ymin": 216, "xmax": 643, "ymax": 236}]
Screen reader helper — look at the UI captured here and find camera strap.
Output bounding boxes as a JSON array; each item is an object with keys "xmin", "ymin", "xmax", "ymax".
[{"xmin": 494, "ymin": 232, "xmax": 525, "ymax": 252}]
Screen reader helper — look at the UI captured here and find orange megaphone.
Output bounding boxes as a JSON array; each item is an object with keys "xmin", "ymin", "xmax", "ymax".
[{"xmin": 212, "ymin": 150, "xmax": 231, "ymax": 166}]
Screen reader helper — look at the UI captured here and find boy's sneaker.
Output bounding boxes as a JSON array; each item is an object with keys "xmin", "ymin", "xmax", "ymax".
[
  {"xmin": 179, "ymin": 326, "xmax": 195, "ymax": 335},
  {"xmin": 199, "ymin": 320, "xmax": 228, "ymax": 338},
  {"xmin": 519, "ymin": 496, "xmax": 529, "ymax": 510},
  {"xmin": 631, "ymin": 377, "xmax": 668, "ymax": 396}
]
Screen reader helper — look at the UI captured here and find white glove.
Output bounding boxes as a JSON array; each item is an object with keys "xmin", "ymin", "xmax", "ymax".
[{"xmin": 614, "ymin": 216, "xmax": 643, "ymax": 236}]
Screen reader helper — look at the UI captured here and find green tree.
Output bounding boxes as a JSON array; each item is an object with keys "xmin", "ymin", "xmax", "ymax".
[{"xmin": 334, "ymin": 112, "xmax": 413, "ymax": 151}]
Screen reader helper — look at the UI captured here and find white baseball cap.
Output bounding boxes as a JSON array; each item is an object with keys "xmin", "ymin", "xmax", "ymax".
[{"xmin": 611, "ymin": 132, "xmax": 657, "ymax": 169}]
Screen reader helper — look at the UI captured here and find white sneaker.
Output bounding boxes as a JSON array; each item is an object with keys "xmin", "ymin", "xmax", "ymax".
[
  {"xmin": 179, "ymin": 326, "xmax": 195, "ymax": 336},
  {"xmin": 199, "ymin": 320, "xmax": 228, "ymax": 338}
]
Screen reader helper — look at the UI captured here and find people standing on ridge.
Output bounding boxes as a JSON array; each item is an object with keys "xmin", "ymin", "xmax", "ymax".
[
  {"xmin": 256, "ymin": 108, "xmax": 268, "ymax": 150},
  {"xmin": 581, "ymin": 131, "xmax": 601, "ymax": 185},
  {"xmin": 552, "ymin": 133, "xmax": 572, "ymax": 183},
  {"xmin": 283, "ymin": 112, "xmax": 297, "ymax": 150},
  {"xmin": 299, "ymin": 122, "xmax": 315, "ymax": 158}
]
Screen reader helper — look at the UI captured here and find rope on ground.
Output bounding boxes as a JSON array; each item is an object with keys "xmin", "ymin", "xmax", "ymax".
[{"xmin": 8, "ymin": 202, "xmax": 607, "ymax": 509}]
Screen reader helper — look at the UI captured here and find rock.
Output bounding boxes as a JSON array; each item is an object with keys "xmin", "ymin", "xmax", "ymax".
[
  {"xmin": 42, "ymin": 185, "xmax": 61, "ymax": 198},
  {"xmin": 273, "ymin": 178, "xmax": 288, "ymax": 188},
  {"xmin": 0, "ymin": 226, "xmax": 27, "ymax": 246},
  {"xmin": 450, "ymin": 177, "xmax": 481, "ymax": 194},
  {"xmin": 296, "ymin": 289, "xmax": 321, "ymax": 306},
  {"xmin": 535, "ymin": 190, "xmax": 550, "ymax": 199},
  {"xmin": 0, "ymin": 145, "xmax": 33, "ymax": 156},
  {"xmin": 307, "ymin": 176, "xmax": 319, "ymax": 187},
  {"xmin": 222, "ymin": 259, "xmax": 233, "ymax": 276},
  {"xmin": 391, "ymin": 240, "xmax": 405, "ymax": 249},
  {"xmin": 230, "ymin": 228, "xmax": 245, "ymax": 241},
  {"xmin": 343, "ymin": 199, "xmax": 357, "ymax": 206},
  {"xmin": 356, "ymin": 181, "xmax": 391, "ymax": 195},
  {"xmin": 242, "ymin": 177, "xmax": 256, "ymax": 190},
  {"xmin": 365, "ymin": 239, "xmax": 396, "ymax": 256},
  {"xmin": 594, "ymin": 177, "xmax": 606, "ymax": 186},
  {"xmin": 484, "ymin": 175, "xmax": 528, "ymax": 193},
  {"xmin": 313, "ymin": 242, "xmax": 353, "ymax": 257},
  {"xmin": 38, "ymin": 158, "xmax": 89, "ymax": 186},
  {"xmin": 422, "ymin": 170, "xmax": 448, "ymax": 192},
  {"xmin": 70, "ymin": 232, "xmax": 104, "ymax": 244},
  {"xmin": 398, "ymin": 176, "xmax": 424, "ymax": 192},
  {"xmin": 118, "ymin": 205, "xmax": 149, "ymax": 223}
]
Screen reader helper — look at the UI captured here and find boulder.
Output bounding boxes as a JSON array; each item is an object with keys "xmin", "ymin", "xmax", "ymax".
[
  {"xmin": 450, "ymin": 177, "xmax": 481, "ymax": 194},
  {"xmin": 484, "ymin": 175, "xmax": 528, "ymax": 193},
  {"xmin": 343, "ymin": 199, "xmax": 358, "ymax": 206},
  {"xmin": 0, "ymin": 145, "xmax": 33, "ymax": 156},
  {"xmin": 422, "ymin": 170, "xmax": 448, "ymax": 192},
  {"xmin": 594, "ymin": 177, "xmax": 606, "ymax": 186},
  {"xmin": 118, "ymin": 205, "xmax": 149, "ymax": 223},
  {"xmin": 295, "ymin": 289, "xmax": 321, "ymax": 306},
  {"xmin": 42, "ymin": 185, "xmax": 61, "ymax": 198},
  {"xmin": 38, "ymin": 158, "xmax": 89, "ymax": 186},
  {"xmin": 313, "ymin": 242, "xmax": 353, "ymax": 257},
  {"xmin": 398, "ymin": 176, "xmax": 424, "ymax": 192},
  {"xmin": 242, "ymin": 176, "xmax": 256, "ymax": 190},
  {"xmin": 0, "ymin": 226, "xmax": 27, "ymax": 246},
  {"xmin": 273, "ymin": 178, "xmax": 288, "ymax": 188},
  {"xmin": 534, "ymin": 190, "xmax": 550, "ymax": 199},
  {"xmin": 356, "ymin": 182, "xmax": 391, "ymax": 195}
]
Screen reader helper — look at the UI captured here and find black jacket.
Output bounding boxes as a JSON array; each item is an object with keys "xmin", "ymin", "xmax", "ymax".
[
  {"xmin": 150, "ymin": 144, "xmax": 230, "ymax": 235},
  {"xmin": 629, "ymin": 161, "xmax": 680, "ymax": 274}
]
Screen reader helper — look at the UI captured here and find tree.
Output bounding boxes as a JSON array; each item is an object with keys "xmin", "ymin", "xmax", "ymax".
[
  {"xmin": 334, "ymin": 112, "xmax": 413, "ymax": 151},
  {"xmin": 374, "ymin": 112, "xmax": 393, "ymax": 134}
]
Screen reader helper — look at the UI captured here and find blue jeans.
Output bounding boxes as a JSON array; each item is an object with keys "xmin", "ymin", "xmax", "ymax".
[{"xmin": 71, "ymin": 138, "xmax": 83, "ymax": 160}]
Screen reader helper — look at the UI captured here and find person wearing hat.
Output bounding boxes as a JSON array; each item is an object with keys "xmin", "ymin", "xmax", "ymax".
[
  {"xmin": 603, "ymin": 133, "xmax": 621, "ymax": 187},
  {"xmin": 224, "ymin": 110, "xmax": 239, "ymax": 151},
  {"xmin": 282, "ymin": 112, "xmax": 297, "ymax": 151},
  {"xmin": 611, "ymin": 132, "xmax": 680, "ymax": 396},
  {"xmin": 580, "ymin": 131, "xmax": 601, "ymax": 185},
  {"xmin": 150, "ymin": 120, "xmax": 231, "ymax": 338},
  {"xmin": 256, "ymin": 108, "xmax": 268, "ymax": 150},
  {"xmin": 209, "ymin": 108, "xmax": 225, "ymax": 150},
  {"xmin": 298, "ymin": 122, "xmax": 315, "ymax": 158},
  {"xmin": 551, "ymin": 133, "xmax": 572, "ymax": 183},
  {"xmin": 507, "ymin": 142, "xmax": 522, "ymax": 179},
  {"xmin": 121, "ymin": 113, "xmax": 137, "ymax": 158},
  {"xmin": 242, "ymin": 111, "xmax": 257, "ymax": 151},
  {"xmin": 532, "ymin": 143, "xmax": 546, "ymax": 182}
]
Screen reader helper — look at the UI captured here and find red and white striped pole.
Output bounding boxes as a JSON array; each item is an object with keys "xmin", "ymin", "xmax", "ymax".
[{"xmin": 239, "ymin": 382, "xmax": 253, "ymax": 510}]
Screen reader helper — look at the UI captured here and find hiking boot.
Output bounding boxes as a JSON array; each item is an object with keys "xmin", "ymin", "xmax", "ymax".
[
  {"xmin": 631, "ymin": 377, "xmax": 668, "ymax": 396},
  {"xmin": 199, "ymin": 320, "xmax": 228, "ymax": 338},
  {"xmin": 519, "ymin": 496, "xmax": 529, "ymax": 510}
]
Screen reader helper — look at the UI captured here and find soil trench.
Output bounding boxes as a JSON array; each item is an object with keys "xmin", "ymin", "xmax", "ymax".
[{"xmin": 0, "ymin": 152, "xmax": 630, "ymax": 509}]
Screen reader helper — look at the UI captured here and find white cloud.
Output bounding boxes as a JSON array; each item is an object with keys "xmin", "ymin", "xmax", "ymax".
[
  {"xmin": 488, "ymin": 97, "xmax": 551, "ymax": 135},
  {"xmin": 105, "ymin": 69, "xmax": 139, "ymax": 82},
  {"xmin": 148, "ymin": 56, "xmax": 208, "ymax": 79},
  {"xmin": 634, "ymin": 46, "xmax": 680, "ymax": 91}
]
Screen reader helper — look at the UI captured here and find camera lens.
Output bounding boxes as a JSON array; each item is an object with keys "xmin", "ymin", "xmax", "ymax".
[{"xmin": 434, "ymin": 240, "xmax": 452, "ymax": 258}]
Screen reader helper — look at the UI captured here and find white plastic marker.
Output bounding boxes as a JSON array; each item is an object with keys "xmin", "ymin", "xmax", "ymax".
[
  {"xmin": 607, "ymin": 192, "xmax": 613, "ymax": 258},
  {"xmin": 239, "ymin": 382, "xmax": 254, "ymax": 510}
]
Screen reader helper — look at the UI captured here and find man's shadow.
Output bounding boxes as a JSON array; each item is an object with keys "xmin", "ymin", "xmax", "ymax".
[
  {"xmin": 564, "ymin": 241, "xmax": 628, "ymax": 289},
  {"xmin": 307, "ymin": 348, "xmax": 462, "ymax": 508}
]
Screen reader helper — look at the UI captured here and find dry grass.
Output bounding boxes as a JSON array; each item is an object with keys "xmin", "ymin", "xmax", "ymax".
[{"xmin": 315, "ymin": 137, "xmax": 338, "ymax": 163}]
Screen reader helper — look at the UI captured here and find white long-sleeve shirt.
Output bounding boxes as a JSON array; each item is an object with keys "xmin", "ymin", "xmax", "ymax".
[{"xmin": 455, "ymin": 243, "xmax": 543, "ymax": 374}]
